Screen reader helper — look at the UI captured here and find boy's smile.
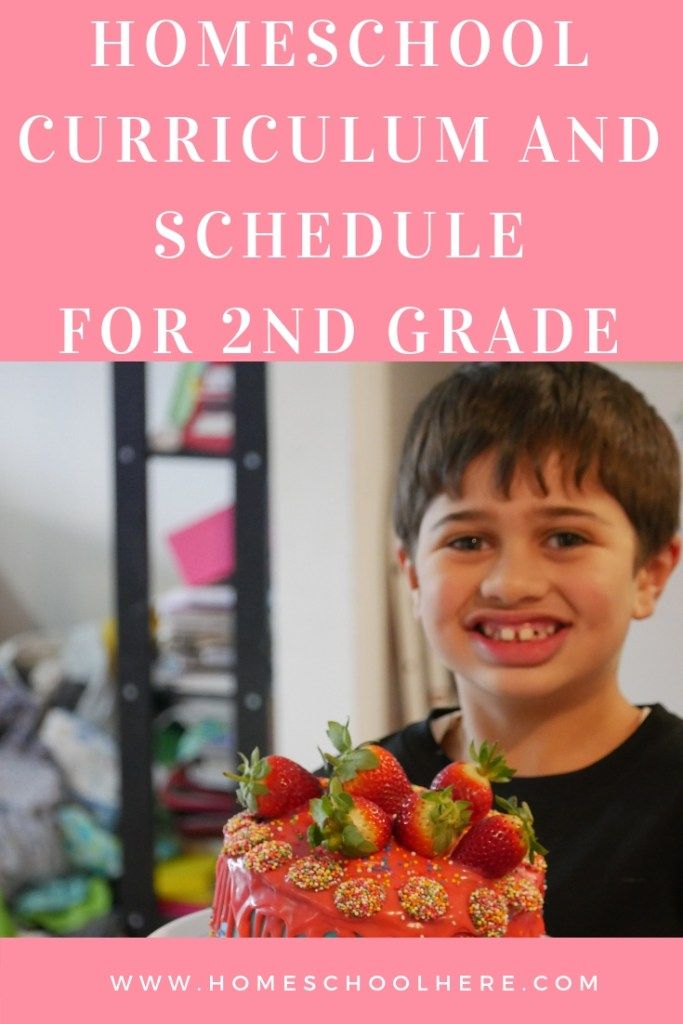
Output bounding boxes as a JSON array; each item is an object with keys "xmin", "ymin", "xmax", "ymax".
[
  {"xmin": 465, "ymin": 610, "xmax": 570, "ymax": 667},
  {"xmin": 401, "ymin": 451, "xmax": 673, "ymax": 706}
]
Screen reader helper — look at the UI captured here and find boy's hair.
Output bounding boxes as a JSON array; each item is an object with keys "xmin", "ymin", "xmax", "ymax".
[{"xmin": 393, "ymin": 363, "xmax": 681, "ymax": 561}]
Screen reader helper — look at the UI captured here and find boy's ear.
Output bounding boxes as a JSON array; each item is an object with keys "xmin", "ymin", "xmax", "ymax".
[
  {"xmin": 397, "ymin": 544, "xmax": 421, "ymax": 617},
  {"xmin": 632, "ymin": 535, "xmax": 681, "ymax": 620}
]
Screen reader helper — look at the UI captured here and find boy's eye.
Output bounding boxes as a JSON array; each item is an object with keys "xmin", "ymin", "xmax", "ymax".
[
  {"xmin": 448, "ymin": 535, "xmax": 487, "ymax": 551},
  {"xmin": 547, "ymin": 531, "xmax": 586, "ymax": 549}
]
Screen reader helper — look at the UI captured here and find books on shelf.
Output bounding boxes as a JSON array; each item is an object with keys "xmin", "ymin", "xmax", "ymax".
[
  {"xmin": 153, "ymin": 667, "xmax": 237, "ymax": 699},
  {"xmin": 149, "ymin": 363, "xmax": 235, "ymax": 455},
  {"xmin": 154, "ymin": 586, "xmax": 235, "ymax": 696}
]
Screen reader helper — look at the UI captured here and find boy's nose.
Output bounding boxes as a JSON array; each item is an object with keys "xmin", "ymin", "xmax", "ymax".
[{"xmin": 478, "ymin": 547, "xmax": 549, "ymax": 605}]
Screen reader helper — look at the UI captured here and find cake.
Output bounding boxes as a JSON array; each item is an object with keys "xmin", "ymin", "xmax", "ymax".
[
  {"xmin": 210, "ymin": 724, "xmax": 547, "ymax": 938},
  {"xmin": 210, "ymin": 805, "xmax": 546, "ymax": 937}
]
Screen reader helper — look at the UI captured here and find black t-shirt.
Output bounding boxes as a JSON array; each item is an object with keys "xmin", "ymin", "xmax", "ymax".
[{"xmin": 377, "ymin": 703, "xmax": 683, "ymax": 937}]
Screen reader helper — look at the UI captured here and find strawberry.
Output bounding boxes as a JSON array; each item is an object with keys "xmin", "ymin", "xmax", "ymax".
[
  {"xmin": 224, "ymin": 748, "xmax": 322, "ymax": 819},
  {"xmin": 307, "ymin": 777, "xmax": 391, "ymax": 857},
  {"xmin": 430, "ymin": 740, "xmax": 515, "ymax": 824},
  {"xmin": 452, "ymin": 796, "xmax": 547, "ymax": 879},
  {"xmin": 394, "ymin": 787, "xmax": 471, "ymax": 858},
  {"xmin": 321, "ymin": 720, "xmax": 412, "ymax": 815}
]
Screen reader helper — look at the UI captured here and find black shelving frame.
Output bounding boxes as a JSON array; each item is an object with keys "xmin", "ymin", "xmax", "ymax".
[{"xmin": 113, "ymin": 362, "xmax": 271, "ymax": 936}]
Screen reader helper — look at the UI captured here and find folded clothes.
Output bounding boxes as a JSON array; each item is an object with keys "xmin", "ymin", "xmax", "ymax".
[
  {"xmin": 0, "ymin": 749, "xmax": 65, "ymax": 810},
  {"xmin": 0, "ymin": 808, "xmax": 70, "ymax": 897},
  {"xmin": 0, "ymin": 749, "xmax": 69, "ymax": 896},
  {"xmin": 57, "ymin": 805, "xmax": 122, "ymax": 878},
  {"xmin": 39, "ymin": 708, "xmax": 120, "ymax": 829},
  {"xmin": 0, "ymin": 666, "xmax": 41, "ymax": 749},
  {"xmin": 14, "ymin": 875, "xmax": 112, "ymax": 935},
  {"xmin": 16, "ymin": 874, "xmax": 92, "ymax": 915}
]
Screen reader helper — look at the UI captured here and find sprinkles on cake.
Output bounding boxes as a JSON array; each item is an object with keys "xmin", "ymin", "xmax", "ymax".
[
  {"xmin": 223, "ymin": 823, "xmax": 272, "ymax": 858},
  {"xmin": 398, "ymin": 877, "xmax": 449, "ymax": 922},
  {"xmin": 223, "ymin": 811, "xmax": 256, "ymax": 836},
  {"xmin": 243, "ymin": 840, "xmax": 293, "ymax": 873},
  {"xmin": 333, "ymin": 878, "xmax": 386, "ymax": 919},
  {"xmin": 496, "ymin": 876, "xmax": 544, "ymax": 916},
  {"xmin": 286, "ymin": 856, "xmax": 345, "ymax": 891},
  {"xmin": 468, "ymin": 888, "xmax": 509, "ymax": 937}
]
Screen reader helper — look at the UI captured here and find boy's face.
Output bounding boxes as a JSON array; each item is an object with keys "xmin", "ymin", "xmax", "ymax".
[{"xmin": 401, "ymin": 450, "xmax": 679, "ymax": 707}]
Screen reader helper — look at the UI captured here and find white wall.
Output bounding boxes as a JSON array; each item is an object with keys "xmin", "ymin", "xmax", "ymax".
[
  {"xmin": 613, "ymin": 365, "xmax": 683, "ymax": 709},
  {"xmin": 268, "ymin": 364, "xmax": 357, "ymax": 762},
  {"xmin": 0, "ymin": 363, "xmax": 113, "ymax": 636},
  {"xmin": 268, "ymin": 363, "xmax": 454, "ymax": 760},
  {"xmin": 0, "ymin": 364, "xmax": 230, "ymax": 637}
]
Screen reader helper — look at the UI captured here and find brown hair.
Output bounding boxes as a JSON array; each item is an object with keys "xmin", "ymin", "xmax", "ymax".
[{"xmin": 393, "ymin": 363, "xmax": 681, "ymax": 560}]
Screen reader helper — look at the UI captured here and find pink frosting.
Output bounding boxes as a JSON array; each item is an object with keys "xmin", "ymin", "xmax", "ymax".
[{"xmin": 210, "ymin": 806, "xmax": 546, "ymax": 938}]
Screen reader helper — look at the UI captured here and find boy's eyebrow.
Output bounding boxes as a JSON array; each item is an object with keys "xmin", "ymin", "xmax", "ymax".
[
  {"xmin": 430, "ymin": 510, "xmax": 490, "ymax": 530},
  {"xmin": 430, "ymin": 505, "xmax": 610, "ymax": 531},
  {"xmin": 537, "ymin": 505, "xmax": 609, "ymax": 523}
]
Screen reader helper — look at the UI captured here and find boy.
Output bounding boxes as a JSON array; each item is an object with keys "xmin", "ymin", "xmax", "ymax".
[{"xmin": 382, "ymin": 362, "xmax": 683, "ymax": 936}]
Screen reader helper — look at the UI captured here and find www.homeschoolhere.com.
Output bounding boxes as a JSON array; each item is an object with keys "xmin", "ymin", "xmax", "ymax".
[{"xmin": 109, "ymin": 971, "xmax": 598, "ymax": 994}]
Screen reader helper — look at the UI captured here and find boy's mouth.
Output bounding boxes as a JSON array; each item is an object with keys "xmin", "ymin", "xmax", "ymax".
[
  {"xmin": 473, "ymin": 620, "xmax": 564, "ymax": 643},
  {"xmin": 465, "ymin": 615, "xmax": 570, "ymax": 666}
]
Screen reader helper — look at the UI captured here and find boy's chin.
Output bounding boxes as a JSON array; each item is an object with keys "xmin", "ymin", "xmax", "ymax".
[{"xmin": 460, "ymin": 667, "xmax": 581, "ymax": 704}]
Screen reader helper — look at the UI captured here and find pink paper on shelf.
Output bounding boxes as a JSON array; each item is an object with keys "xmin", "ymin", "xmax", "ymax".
[{"xmin": 167, "ymin": 507, "xmax": 235, "ymax": 585}]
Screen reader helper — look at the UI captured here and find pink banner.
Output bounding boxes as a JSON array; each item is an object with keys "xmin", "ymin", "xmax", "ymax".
[
  {"xmin": 1, "ymin": 936, "xmax": 681, "ymax": 1021},
  {"xmin": 3, "ymin": 2, "xmax": 682, "ymax": 360}
]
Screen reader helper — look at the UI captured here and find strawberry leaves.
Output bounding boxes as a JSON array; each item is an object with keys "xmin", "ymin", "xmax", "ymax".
[
  {"xmin": 494, "ymin": 795, "xmax": 548, "ymax": 860},
  {"xmin": 224, "ymin": 748, "xmax": 271, "ymax": 813},
  {"xmin": 469, "ymin": 740, "xmax": 516, "ymax": 783},
  {"xmin": 395, "ymin": 787, "xmax": 472, "ymax": 857},
  {"xmin": 224, "ymin": 749, "xmax": 322, "ymax": 818},
  {"xmin": 420, "ymin": 789, "xmax": 472, "ymax": 855},
  {"xmin": 320, "ymin": 720, "xmax": 412, "ymax": 815},
  {"xmin": 308, "ymin": 778, "xmax": 387, "ymax": 857},
  {"xmin": 321, "ymin": 719, "xmax": 379, "ymax": 780}
]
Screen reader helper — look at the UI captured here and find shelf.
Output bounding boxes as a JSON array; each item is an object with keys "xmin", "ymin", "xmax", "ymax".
[
  {"xmin": 113, "ymin": 362, "xmax": 271, "ymax": 936},
  {"xmin": 146, "ymin": 446, "xmax": 232, "ymax": 461}
]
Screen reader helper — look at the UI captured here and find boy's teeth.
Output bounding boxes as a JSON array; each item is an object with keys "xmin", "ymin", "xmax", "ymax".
[{"xmin": 480, "ymin": 622, "xmax": 559, "ymax": 642}]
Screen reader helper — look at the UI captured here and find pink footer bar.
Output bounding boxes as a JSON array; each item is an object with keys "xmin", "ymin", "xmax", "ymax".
[{"xmin": 0, "ymin": 937, "xmax": 680, "ymax": 1022}]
